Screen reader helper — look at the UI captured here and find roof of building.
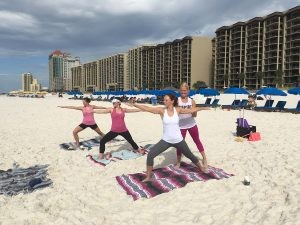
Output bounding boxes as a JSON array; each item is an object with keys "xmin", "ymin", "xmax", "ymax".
[{"xmin": 49, "ymin": 50, "xmax": 63, "ymax": 57}]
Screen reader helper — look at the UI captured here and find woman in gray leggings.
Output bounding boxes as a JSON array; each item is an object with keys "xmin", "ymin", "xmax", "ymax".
[{"xmin": 129, "ymin": 94, "xmax": 209, "ymax": 182}]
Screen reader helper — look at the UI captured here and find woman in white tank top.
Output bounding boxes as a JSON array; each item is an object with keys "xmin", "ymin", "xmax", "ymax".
[
  {"xmin": 176, "ymin": 83, "xmax": 209, "ymax": 169},
  {"xmin": 129, "ymin": 93, "xmax": 209, "ymax": 182}
]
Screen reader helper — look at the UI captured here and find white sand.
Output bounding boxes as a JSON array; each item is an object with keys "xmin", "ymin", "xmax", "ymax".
[{"xmin": 0, "ymin": 95, "xmax": 299, "ymax": 225}]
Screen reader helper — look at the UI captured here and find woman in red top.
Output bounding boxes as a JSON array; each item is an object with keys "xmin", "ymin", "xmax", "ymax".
[{"xmin": 94, "ymin": 98, "xmax": 144, "ymax": 159}]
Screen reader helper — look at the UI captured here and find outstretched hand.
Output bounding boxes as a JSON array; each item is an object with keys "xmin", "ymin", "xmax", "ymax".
[{"xmin": 126, "ymin": 98, "xmax": 136, "ymax": 107}]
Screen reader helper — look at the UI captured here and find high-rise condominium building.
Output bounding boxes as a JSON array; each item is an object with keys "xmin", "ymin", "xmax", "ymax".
[
  {"xmin": 49, "ymin": 50, "xmax": 80, "ymax": 91},
  {"xmin": 128, "ymin": 36, "xmax": 212, "ymax": 90},
  {"xmin": 30, "ymin": 78, "xmax": 41, "ymax": 92},
  {"xmin": 22, "ymin": 72, "xmax": 33, "ymax": 92},
  {"xmin": 214, "ymin": 6, "xmax": 300, "ymax": 89},
  {"xmin": 63, "ymin": 54, "xmax": 80, "ymax": 91},
  {"xmin": 71, "ymin": 54, "xmax": 127, "ymax": 92}
]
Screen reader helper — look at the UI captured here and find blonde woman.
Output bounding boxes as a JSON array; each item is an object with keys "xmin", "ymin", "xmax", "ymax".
[{"xmin": 176, "ymin": 83, "xmax": 208, "ymax": 169}]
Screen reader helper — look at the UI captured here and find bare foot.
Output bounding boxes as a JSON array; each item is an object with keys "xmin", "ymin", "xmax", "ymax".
[
  {"xmin": 105, "ymin": 152, "xmax": 112, "ymax": 159},
  {"xmin": 175, "ymin": 162, "xmax": 181, "ymax": 168},
  {"xmin": 138, "ymin": 149, "xmax": 146, "ymax": 154},
  {"xmin": 202, "ymin": 159, "xmax": 208, "ymax": 170},
  {"xmin": 98, "ymin": 153, "xmax": 104, "ymax": 160},
  {"xmin": 197, "ymin": 161, "xmax": 209, "ymax": 174},
  {"xmin": 142, "ymin": 177, "xmax": 152, "ymax": 182}
]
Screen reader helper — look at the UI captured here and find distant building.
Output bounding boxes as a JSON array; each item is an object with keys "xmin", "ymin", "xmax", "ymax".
[
  {"xmin": 30, "ymin": 78, "xmax": 41, "ymax": 92},
  {"xmin": 71, "ymin": 54, "xmax": 127, "ymax": 92},
  {"xmin": 127, "ymin": 36, "xmax": 212, "ymax": 90},
  {"xmin": 63, "ymin": 54, "xmax": 80, "ymax": 91},
  {"xmin": 21, "ymin": 73, "xmax": 42, "ymax": 92},
  {"xmin": 49, "ymin": 50, "xmax": 80, "ymax": 91},
  {"xmin": 22, "ymin": 73, "xmax": 33, "ymax": 92},
  {"xmin": 213, "ymin": 6, "xmax": 300, "ymax": 89}
]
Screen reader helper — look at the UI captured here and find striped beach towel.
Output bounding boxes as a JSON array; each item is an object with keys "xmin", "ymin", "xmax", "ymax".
[
  {"xmin": 59, "ymin": 136, "xmax": 124, "ymax": 150},
  {"xmin": 86, "ymin": 145, "xmax": 153, "ymax": 167},
  {"xmin": 116, "ymin": 162, "xmax": 233, "ymax": 200},
  {"xmin": 0, "ymin": 164, "xmax": 52, "ymax": 196}
]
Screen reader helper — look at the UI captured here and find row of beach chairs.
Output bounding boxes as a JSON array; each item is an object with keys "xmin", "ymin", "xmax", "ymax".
[{"xmin": 196, "ymin": 98, "xmax": 300, "ymax": 113}]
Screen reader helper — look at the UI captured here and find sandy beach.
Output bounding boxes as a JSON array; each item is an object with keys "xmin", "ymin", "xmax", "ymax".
[{"xmin": 0, "ymin": 95, "xmax": 299, "ymax": 225}]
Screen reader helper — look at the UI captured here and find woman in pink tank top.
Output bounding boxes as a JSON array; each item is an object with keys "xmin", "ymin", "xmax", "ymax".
[
  {"xmin": 94, "ymin": 98, "xmax": 144, "ymax": 160},
  {"xmin": 58, "ymin": 97, "xmax": 106, "ymax": 149}
]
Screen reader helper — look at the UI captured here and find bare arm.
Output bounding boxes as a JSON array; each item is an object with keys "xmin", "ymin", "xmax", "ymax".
[
  {"xmin": 191, "ymin": 99, "xmax": 197, "ymax": 117},
  {"xmin": 93, "ymin": 108, "xmax": 112, "ymax": 114},
  {"xmin": 123, "ymin": 108, "xmax": 142, "ymax": 113},
  {"xmin": 58, "ymin": 106, "xmax": 82, "ymax": 110},
  {"xmin": 130, "ymin": 103, "xmax": 163, "ymax": 115},
  {"xmin": 177, "ymin": 106, "xmax": 210, "ymax": 114},
  {"xmin": 92, "ymin": 105, "xmax": 107, "ymax": 110}
]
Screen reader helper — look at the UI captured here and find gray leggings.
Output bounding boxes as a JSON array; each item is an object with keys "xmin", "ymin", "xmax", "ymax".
[{"xmin": 147, "ymin": 139, "xmax": 199, "ymax": 166}]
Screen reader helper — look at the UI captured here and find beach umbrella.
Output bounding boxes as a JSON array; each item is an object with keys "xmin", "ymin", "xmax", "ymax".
[
  {"xmin": 224, "ymin": 87, "xmax": 249, "ymax": 95},
  {"xmin": 287, "ymin": 87, "xmax": 300, "ymax": 95},
  {"xmin": 188, "ymin": 89, "xmax": 196, "ymax": 97},
  {"xmin": 197, "ymin": 88, "xmax": 220, "ymax": 97},
  {"xmin": 256, "ymin": 87, "xmax": 287, "ymax": 96}
]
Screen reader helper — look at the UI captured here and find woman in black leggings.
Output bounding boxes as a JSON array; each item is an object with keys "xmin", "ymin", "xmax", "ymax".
[{"xmin": 94, "ymin": 98, "xmax": 144, "ymax": 159}]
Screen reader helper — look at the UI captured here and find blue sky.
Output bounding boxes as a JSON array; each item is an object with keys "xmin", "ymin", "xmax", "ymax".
[{"xmin": 0, "ymin": 0, "xmax": 299, "ymax": 92}]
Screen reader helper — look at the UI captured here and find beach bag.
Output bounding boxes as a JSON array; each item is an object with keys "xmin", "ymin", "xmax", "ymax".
[
  {"xmin": 248, "ymin": 132, "xmax": 261, "ymax": 141},
  {"xmin": 236, "ymin": 118, "xmax": 256, "ymax": 138},
  {"xmin": 236, "ymin": 125, "xmax": 256, "ymax": 137}
]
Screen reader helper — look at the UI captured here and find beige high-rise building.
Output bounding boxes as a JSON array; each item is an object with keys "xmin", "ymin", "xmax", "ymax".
[
  {"xmin": 127, "ymin": 45, "xmax": 154, "ymax": 90},
  {"xmin": 63, "ymin": 55, "xmax": 80, "ymax": 91},
  {"xmin": 128, "ymin": 36, "xmax": 212, "ymax": 90},
  {"xmin": 71, "ymin": 54, "xmax": 127, "ymax": 92},
  {"xmin": 71, "ymin": 65, "xmax": 82, "ymax": 92},
  {"xmin": 214, "ymin": 6, "xmax": 300, "ymax": 89},
  {"xmin": 22, "ymin": 73, "xmax": 33, "ymax": 92},
  {"xmin": 30, "ymin": 78, "xmax": 41, "ymax": 92}
]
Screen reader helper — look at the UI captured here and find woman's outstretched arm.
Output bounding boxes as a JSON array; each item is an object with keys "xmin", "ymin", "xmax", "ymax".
[
  {"xmin": 123, "ymin": 108, "xmax": 142, "ymax": 113},
  {"xmin": 178, "ymin": 106, "xmax": 210, "ymax": 114},
  {"xmin": 58, "ymin": 106, "xmax": 82, "ymax": 110},
  {"xmin": 92, "ymin": 105, "xmax": 107, "ymax": 109},
  {"xmin": 93, "ymin": 108, "xmax": 112, "ymax": 114},
  {"xmin": 128, "ymin": 102, "xmax": 163, "ymax": 115}
]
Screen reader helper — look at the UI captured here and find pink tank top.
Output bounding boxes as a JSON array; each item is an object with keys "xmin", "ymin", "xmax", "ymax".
[
  {"xmin": 111, "ymin": 108, "xmax": 128, "ymax": 132},
  {"xmin": 82, "ymin": 106, "xmax": 96, "ymax": 125}
]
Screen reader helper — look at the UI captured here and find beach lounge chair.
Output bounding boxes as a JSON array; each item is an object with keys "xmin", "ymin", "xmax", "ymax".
[
  {"xmin": 196, "ymin": 99, "xmax": 219, "ymax": 107},
  {"xmin": 255, "ymin": 100, "xmax": 286, "ymax": 112},
  {"xmin": 254, "ymin": 99, "xmax": 274, "ymax": 111},
  {"xmin": 222, "ymin": 99, "xmax": 241, "ymax": 109},
  {"xmin": 285, "ymin": 100, "xmax": 300, "ymax": 114},
  {"xmin": 195, "ymin": 98, "xmax": 211, "ymax": 107}
]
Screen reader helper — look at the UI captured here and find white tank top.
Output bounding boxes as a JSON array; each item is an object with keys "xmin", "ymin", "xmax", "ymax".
[
  {"xmin": 162, "ymin": 108, "xmax": 183, "ymax": 144},
  {"xmin": 178, "ymin": 97, "xmax": 197, "ymax": 129}
]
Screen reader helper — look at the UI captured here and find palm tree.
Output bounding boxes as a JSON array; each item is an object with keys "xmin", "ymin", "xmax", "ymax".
[
  {"xmin": 256, "ymin": 71, "xmax": 264, "ymax": 89},
  {"xmin": 237, "ymin": 73, "xmax": 246, "ymax": 88},
  {"xmin": 274, "ymin": 70, "xmax": 284, "ymax": 88},
  {"xmin": 223, "ymin": 74, "xmax": 229, "ymax": 88},
  {"xmin": 192, "ymin": 81, "xmax": 207, "ymax": 90}
]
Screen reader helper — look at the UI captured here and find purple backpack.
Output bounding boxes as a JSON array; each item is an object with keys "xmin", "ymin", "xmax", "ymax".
[{"xmin": 236, "ymin": 118, "xmax": 250, "ymax": 128}]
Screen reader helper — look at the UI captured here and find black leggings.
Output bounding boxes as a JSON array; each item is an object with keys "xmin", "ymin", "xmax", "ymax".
[
  {"xmin": 99, "ymin": 130, "xmax": 139, "ymax": 153},
  {"xmin": 147, "ymin": 139, "xmax": 199, "ymax": 166}
]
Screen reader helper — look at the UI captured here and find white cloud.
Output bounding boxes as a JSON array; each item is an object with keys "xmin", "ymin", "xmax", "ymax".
[{"xmin": 0, "ymin": 10, "xmax": 39, "ymax": 33}]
